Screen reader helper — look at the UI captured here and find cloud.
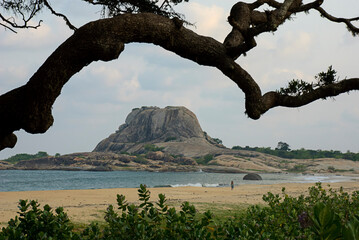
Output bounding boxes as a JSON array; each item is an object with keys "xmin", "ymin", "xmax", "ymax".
[
  {"xmin": 0, "ymin": 18, "xmax": 72, "ymax": 51},
  {"xmin": 181, "ymin": 2, "xmax": 230, "ymax": 41},
  {"xmin": 279, "ymin": 31, "xmax": 312, "ymax": 57},
  {"xmin": 0, "ymin": 66, "xmax": 29, "ymax": 93},
  {"xmin": 1, "ymin": 23, "xmax": 51, "ymax": 49},
  {"xmin": 259, "ymin": 68, "xmax": 313, "ymax": 89}
]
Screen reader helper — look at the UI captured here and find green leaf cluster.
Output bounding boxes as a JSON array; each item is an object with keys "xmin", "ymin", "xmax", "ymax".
[
  {"xmin": 0, "ymin": 199, "xmax": 76, "ymax": 239},
  {"xmin": 2, "ymin": 183, "xmax": 359, "ymax": 239},
  {"xmin": 278, "ymin": 79, "xmax": 313, "ymax": 96},
  {"xmin": 278, "ymin": 66, "xmax": 339, "ymax": 96},
  {"xmin": 82, "ymin": 184, "xmax": 216, "ymax": 239},
  {"xmin": 89, "ymin": 0, "xmax": 189, "ymax": 20}
]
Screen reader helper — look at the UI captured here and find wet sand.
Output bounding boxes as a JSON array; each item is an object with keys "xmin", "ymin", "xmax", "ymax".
[{"xmin": 1, "ymin": 181, "xmax": 359, "ymax": 226}]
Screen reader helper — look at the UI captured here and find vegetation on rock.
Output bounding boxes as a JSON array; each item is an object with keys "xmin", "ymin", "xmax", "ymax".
[{"xmin": 2, "ymin": 151, "xmax": 49, "ymax": 164}]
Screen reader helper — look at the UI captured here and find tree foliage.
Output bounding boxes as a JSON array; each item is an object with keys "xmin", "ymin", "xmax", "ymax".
[
  {"xmin": 278, "ymin": 66, "xmax": 339, "ymax": 97},
  {"xmin": 0, "ymin": 0, "xmax": 190, "ymax": 32},
  {"xmin": 275, "ymin": 141, "xmax": 291, "ymax": 151},
  {"xmin": 0, "ymin": 0, "xmax": 359, "ymax": 151},
  {"xmin": 232, "ymin": 145, "xmax": 359, "ymax": 161},
  {"xmin": 84, "ymin": 0, "xmax": 190, "ymax": 21}
]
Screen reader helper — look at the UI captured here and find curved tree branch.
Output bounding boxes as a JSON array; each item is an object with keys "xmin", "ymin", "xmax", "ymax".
[
  {"xmin": 0, "ymin": 9, "xmax": 358, "ymax": 151},
  {"xmin": 0, "ymin": 13, "xmax": 261, "ymax": 150}
]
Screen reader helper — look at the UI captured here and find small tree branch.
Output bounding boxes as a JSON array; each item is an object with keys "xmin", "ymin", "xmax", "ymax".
[
  {"xmin": 43, "ymin": 0, "xmax": 77, "ymax": 31},
  {"xmin": 261, "ymin": 78, "xmax": 359, "ymax": 112},
  {"xmin": 0, "ymin": 21, "xmax": 17, "ymax": 33},
  {"xmin": 0, "ymin": 12, "xmax": 42, "ymax": 33},
  {"xmin": 315, "ymin": 7, "xmax": 359, "ymax": 35}
]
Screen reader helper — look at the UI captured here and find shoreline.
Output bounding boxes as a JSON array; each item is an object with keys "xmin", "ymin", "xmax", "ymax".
[
  {"xmin": 1, "ymin": 181, "xmax": 359, "ymax": 227},
  {"xmin": 2, "ymin": 170, "xmax": 359, "ymax": 193}
]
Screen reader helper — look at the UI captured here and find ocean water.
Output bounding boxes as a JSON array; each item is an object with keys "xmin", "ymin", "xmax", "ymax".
[{"xmin": 0, "ymin": 170, "xmax": 357, "ymax": 192}]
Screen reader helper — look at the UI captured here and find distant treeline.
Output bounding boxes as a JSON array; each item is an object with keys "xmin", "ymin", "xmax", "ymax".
[
  {"xmin": 2, "ymin": 151, "xmax": 49, "ymax": 164},
  {"xmin": 232, "ymin": 146, "xmax": 359, "ymax": 161}
]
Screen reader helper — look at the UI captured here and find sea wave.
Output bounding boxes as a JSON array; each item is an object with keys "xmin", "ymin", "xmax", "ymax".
[{"xmin": 169, "ymin": 183, "xmax": 225, "ymax": 188}]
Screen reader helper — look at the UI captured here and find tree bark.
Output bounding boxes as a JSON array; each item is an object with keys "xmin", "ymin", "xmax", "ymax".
[{"xmin": 0, "ymin": 12, "xmax": 358, "ymax": 150}]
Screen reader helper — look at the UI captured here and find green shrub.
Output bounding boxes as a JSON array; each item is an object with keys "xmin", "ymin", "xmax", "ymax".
[
  {"xmin": 0, "ymin": 199, "xmax": 78, "ymax": 239},
  {"xmin": 212, "ymin": 138, "xmax": 223, "ymax": 145},
  {"xmin": 84, "ymin": 184, "xmax": 217, "ymax": 239},
  {"xmin": 133, "ymin": 156, "xmax": 149, "ymax": 164},
  {"xmin": 195, "ymin": 154, "xmax": 214, "ymax": 165},
  {"xmin": 143, "ymin": 144, "xmax": 164, "ymax": 153},
  {"xmin": 2, "ymin": 183, "xmax": 359, "ymax": 239}
]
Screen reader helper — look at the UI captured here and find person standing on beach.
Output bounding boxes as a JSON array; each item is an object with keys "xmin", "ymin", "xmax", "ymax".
[{"xmin": 231, "ymin": 181, "xmax": 234, "ymax": 190}]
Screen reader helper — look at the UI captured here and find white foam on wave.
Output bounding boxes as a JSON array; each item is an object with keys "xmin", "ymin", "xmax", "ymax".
[
  {"xmin": 203, "ymin": 183, "xmax": 220, "ymax": 187},
  {"xmin": 295, "ymin": 174, "xmax": 356, "ymax": 183},
  {"xmin": 171, "ymin": 183, "xmax": 203, "ymax": 187},
  {"xmin": 171, "ymin": 183, "xmax": 222, "ymax": 187}
]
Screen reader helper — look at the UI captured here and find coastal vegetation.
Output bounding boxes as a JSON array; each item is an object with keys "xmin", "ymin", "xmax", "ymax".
[
  {"xmin": 232, "ymin": 143, "xmax": 359, "ymax": 161},
  {"xmin": 1, "ymin": 183, "xmax": 359, "ymax": 239},
  {"xmin": 2, "ymin": 151, "xmax": 49, "ymax": 164}
]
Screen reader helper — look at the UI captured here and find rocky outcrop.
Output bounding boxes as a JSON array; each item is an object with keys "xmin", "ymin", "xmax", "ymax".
[
  {"xmin": 12, "ymin": 152, "xmax": 199, "ymax": 172},
  {"xmin": 93, "ymin": 106, "xmax": 224, "ymax": 157},
  {"xmin": 0, "ymin": 160, "xmax": 15, "ymax": 170},
  {"xmin": 6, "ymin": 106, "xmax": 356, "ymax": 174}
]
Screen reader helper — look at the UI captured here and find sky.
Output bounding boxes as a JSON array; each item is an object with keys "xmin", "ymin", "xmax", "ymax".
[{"xmin": 0, "ymin": 0, "xmax": 358, "ymax": 159}]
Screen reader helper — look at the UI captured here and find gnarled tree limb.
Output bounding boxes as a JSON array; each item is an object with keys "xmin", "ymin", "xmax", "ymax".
[{"xmin": 1, "ymin": 1, "xmax": 359, "ymax": 151}]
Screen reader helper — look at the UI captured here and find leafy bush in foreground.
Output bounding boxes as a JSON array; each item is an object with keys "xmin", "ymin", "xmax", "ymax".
[
  {"xmin": 1, "ymin": 183, "xmax": 359, "ymax": 239},
  {"xmin": 0, "ymin": 199, "xmax": 76, "ymax": 239}
]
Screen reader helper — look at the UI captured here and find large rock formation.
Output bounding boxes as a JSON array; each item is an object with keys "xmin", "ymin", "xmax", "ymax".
[{"xmin": 94, "ymin": 106, "xmax": 223, "ymax": 157}]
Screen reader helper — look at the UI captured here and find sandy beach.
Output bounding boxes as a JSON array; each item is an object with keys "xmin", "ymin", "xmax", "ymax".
[{"xmin": 1, "ymin": 181, "xmax": 359, "ymax": 226}]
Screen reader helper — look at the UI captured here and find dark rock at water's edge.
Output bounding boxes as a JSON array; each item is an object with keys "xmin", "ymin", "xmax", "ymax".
[
  {"xmin": 85, "ymin": 166, "xmax": 113, "ymax": 171},
  {"xmin": 243, "ymin": 173, "xmax": 262, "ymax": 180}
]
